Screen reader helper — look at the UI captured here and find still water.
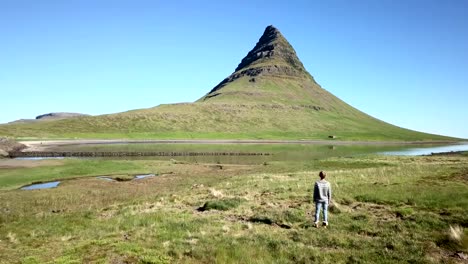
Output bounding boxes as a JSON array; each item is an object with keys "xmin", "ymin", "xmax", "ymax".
[
  {"xmin": 15, "ymin": 157, "xmax": 65, "ymax": 160},
  {"xmin": 134, "ymin": 174, "xmax": 156, "ymax": 179},
  {"xmin": 39, "ymin": 142, "xmax": 468, "ymax": 164},
  {"xmin": 381, "ymin": 143, "xmax": 468, "ymax": 156},
  {"xmin": 21, "ymin": 181, "xmax": 60, "ymax": 190}
]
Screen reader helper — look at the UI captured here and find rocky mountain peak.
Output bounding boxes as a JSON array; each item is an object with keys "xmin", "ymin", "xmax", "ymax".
[
  {"xmin": 235, "ymin": 25, "xmax": 306, "ymax": 72},
  {"xmin": 203, "ymin": 25, "xmax": 311, "ymax": 97}
]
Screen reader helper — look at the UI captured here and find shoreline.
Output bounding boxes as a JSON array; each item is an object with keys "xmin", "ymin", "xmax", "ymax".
[{"xmin": 19, "ymin": 139, "xmax": 467, "ymax": 152}]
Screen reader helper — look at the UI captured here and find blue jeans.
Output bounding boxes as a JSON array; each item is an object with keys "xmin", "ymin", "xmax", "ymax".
[{"xmin": 314, "ymin": 201, "xmax": 328, "ymax": 224}]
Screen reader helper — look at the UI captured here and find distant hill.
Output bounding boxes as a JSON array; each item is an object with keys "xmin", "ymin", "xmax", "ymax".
[
  {"xmin": 35, "ymin": 112, "xmax": 89, "ymax": 120},
  {"xmin": 7, "ymin": 112, "xmax": 89, "ymax": 124},
  {"xmin": 0, "ymin": 26, "xmax": 459, "ymax": 141}
]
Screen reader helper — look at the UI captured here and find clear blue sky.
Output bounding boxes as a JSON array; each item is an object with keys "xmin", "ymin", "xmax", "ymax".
[{"xmin": 1, "ymin": 0, "xmax": 467, "ymax": 138}]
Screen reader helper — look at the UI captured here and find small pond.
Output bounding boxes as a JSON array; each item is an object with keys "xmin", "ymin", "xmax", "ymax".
[
  {"xmin": 21, "ymin": 181, "xmax": 60, "ymax": 190},
  {"xmin": 134, "ymin": 174, "xmax": 156, "ymax": 179}
]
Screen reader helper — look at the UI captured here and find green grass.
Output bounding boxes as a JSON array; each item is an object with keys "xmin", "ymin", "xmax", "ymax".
[
  {"xmin": 0, "ymin": 102, "xmax": 458, "ymax": 141},
  {"xmin": 0, "ymin": 153, "xmax": 467, "ymax": 263},
  {"xmin": 198, "ymin": 198, "xmax": 243, "ymax": 211}
]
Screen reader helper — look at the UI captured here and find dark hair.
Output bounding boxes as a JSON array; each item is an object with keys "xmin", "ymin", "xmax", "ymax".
[{"xmin": 319, "ymin": 171, "xmax": 326, "ymax": 179}]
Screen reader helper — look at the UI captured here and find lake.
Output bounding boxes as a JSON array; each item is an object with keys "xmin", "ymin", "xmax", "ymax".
[
  {"xmin": 381, "ymin": 143, "xmax": 468, "ymax": 156},
  {"xmin": 30, "ymin": 142, "xmax": 468, "ymax": 164}
]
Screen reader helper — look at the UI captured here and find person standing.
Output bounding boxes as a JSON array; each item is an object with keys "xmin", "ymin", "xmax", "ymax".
[{"xmin": 313, "ymin": 171, "xmax": 332, "ymax": 228}]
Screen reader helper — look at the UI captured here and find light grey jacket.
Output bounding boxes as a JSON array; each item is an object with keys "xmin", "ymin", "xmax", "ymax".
[{"xmin": 313, "ymin": 179, "xmax": 331, "ymax": 203}]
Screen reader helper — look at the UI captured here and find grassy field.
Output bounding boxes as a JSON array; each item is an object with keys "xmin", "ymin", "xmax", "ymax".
[{"xmin": 0, "ymin": 152, "xmax": 467, "ymax": 263}]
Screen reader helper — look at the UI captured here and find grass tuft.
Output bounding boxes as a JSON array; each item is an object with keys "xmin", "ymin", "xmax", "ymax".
[{"xmin": 198, "ymin": 198, "xmax": 243, "ymax": 211}]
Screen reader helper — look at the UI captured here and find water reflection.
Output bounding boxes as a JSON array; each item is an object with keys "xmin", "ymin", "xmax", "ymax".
[{"xmin": 21, "ymin": 142, "xmax": 468, "ymax": 164}]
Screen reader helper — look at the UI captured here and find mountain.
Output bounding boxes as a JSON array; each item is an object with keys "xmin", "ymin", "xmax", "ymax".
[
  {"xmin": 198, "ymin": 25, "xmax": 362, "ymax": 114},
  {"xmin": 200, "ymin": 25, "xmax": 318, "ymax": 105},
  {"xmin": 0, "ymin": 26, "xmax": 458, "ymax": 141}
]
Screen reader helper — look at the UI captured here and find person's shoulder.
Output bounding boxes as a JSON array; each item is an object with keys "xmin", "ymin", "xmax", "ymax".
[{"xmin": 320, "ymin": 179, "xmax": 330, "ymax": 185}]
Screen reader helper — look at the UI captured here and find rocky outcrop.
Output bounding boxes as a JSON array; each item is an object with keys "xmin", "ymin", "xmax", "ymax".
[
  {"xmin": 0, "ymin": 137, "xmax": 25, "ymax": 157},
  {"xmin": 36, "ymin": 112, "xmax": 89, "ymax": 120}
]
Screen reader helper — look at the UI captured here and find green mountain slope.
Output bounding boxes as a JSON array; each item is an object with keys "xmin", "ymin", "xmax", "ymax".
[{"xmin": 0, "ymin": 26, "xmax": 458, "ymax": 141}]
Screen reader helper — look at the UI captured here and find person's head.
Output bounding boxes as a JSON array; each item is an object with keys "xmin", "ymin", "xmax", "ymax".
[{"xmin": 319, "ymin": 171, "xmax": 326, "ymax": 179}]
